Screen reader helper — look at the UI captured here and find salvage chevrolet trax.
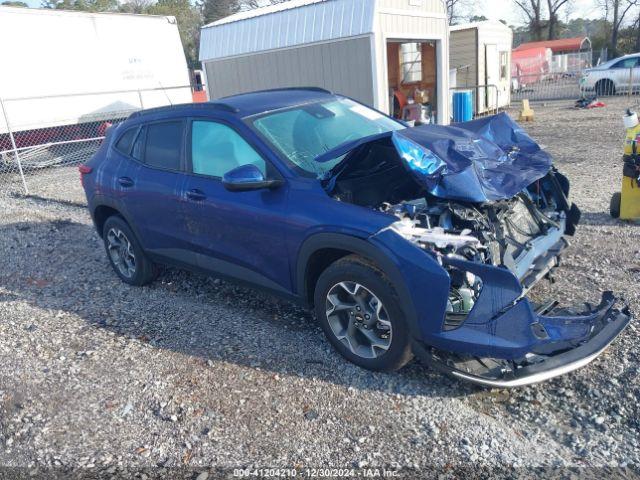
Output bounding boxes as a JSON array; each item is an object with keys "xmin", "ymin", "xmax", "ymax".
[{"xmin": 80, "ymin": 88, "xmax": 631, "ymax": 387}]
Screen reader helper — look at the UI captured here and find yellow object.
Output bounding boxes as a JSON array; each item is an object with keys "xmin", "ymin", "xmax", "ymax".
[
  {"xmin": 619, "ymin": 120, "xmax": 640, "ymax": 220},
  {"xmin": 620, "ymin": 176, "xmax": 640, "ymax": 220},
  {"xmin": 519, "ymin": 99, "xmax": 534, "ymax": 122},
  {"xmin": 623, "ymin": 122, "xmax": 640, "ymax": 155}
]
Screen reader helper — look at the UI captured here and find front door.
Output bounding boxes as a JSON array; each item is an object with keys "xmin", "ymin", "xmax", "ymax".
[{"xmin": 181, "ymin": 118, "xmax": 292, "ymax": 294}]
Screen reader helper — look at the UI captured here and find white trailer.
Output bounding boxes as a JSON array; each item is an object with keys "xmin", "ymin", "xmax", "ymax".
[
  {"xmin": 0, "ymin": 6, "xmax": 192, "ymax": 137},
  {"xmin": 449, "ymin": 20, "xmax": 513, "ymax": 114},
  {"xmin": 199, "ymin": 0, "xmax": 450, "ymax": 125}
]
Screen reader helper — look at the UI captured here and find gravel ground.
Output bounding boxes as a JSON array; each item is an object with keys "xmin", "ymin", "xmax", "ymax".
[{"xmin": 0, "ymin": 98, "xmax": 639, "ymax": 479}]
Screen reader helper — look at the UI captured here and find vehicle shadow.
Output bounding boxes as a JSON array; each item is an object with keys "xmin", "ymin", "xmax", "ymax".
[{"xmin": 0, "ymin": 219, "xmax": 475, "ymax": 399}]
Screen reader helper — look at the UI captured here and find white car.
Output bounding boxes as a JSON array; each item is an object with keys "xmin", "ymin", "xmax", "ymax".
[{"xmin": 580, "ymin": 53, "xmax": 640, "ymax": 95}]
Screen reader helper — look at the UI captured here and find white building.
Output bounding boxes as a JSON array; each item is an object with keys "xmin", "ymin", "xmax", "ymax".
[
  {"xmin": 449, "ymin": 20, "xmax": 513, "ymax": 113},
  {"xmin": 199, "ymin": 0, "xmax": 451, "ymax": 124}
]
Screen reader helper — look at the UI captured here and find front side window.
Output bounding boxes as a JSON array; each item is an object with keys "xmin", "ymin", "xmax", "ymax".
[
  {"xmin": 191, "ymin": 121, "xmax": 266, "ymax": 178},
  {"xmin": 144, "ymin": 121, "xmax": 183, "ymax": 170},
  {"xmin": 249, "ymin": 98, "xmax": 405, "ymax": 177}
]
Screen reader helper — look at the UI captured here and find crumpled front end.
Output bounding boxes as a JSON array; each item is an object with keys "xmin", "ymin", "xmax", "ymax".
[
  {"xmin": 327, "ymin": 112, "xmax": 631, "ymax": 386},
  {"xmin": 370, "ymin": 227, "xmax": 631, "ymax": 387},
  {"xmin": 416, "ymin": 255, "xmax": 631, "ymax": 387}
]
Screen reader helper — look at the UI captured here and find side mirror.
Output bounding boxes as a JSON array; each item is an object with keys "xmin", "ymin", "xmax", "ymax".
[{"xmin": 222, "ymin": 164, "xmax": 283, "ymax": 192}]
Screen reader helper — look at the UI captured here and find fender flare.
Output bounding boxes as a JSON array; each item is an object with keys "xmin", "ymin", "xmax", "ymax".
[
  {"xmin": 295, "ymin": 233, "xmax": 420, "ymax": 337},
  {"xmin": 89, "ymin": 195, "xmax": 144, "ymax": 245}
]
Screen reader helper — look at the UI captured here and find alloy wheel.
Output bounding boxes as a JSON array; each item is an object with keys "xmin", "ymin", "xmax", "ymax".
[
  {"xmin": 325, "ymin": 281, "xmax": 392, "ymax": 359},
  {"xmin": 106, "ymin": 228, "xmax": 137, "ymax": 279}
]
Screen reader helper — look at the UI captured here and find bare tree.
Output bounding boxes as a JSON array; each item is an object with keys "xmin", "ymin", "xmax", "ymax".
[
  {"xmin": 599, "ymin": 0, "xmax": 639, "ymax": 57},
  {"xmin": 546, "ymin": 0, "xmax": 571, "ymax": 39},
  {"xmin": 514, "ymin": 0, "xmax": 546, "ymax": 41}
]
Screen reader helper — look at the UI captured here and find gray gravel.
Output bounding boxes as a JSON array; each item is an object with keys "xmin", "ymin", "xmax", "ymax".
[{"xmin": 0, "ymin": 98, "xmax": 639, "ymax": 478}]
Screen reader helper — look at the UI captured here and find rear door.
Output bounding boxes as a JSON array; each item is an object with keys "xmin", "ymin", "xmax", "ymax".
[
  {"xmin": 118, "ymin": 119, "xmax": 194, "ymax": 264},
  {"xmin": 181, "ymin": 118, "xmax": 292, "ymax": 294}
]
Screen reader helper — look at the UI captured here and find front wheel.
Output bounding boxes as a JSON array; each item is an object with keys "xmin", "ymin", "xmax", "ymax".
[
  {"xmin": 610, "ymin": 192, "xmax": 621, "ymax": 218},
  {"xmin": 102, "ymin": 216, "xmax": 158, "ymax": 286},
  {"xmin": 314, "ymin": 255, "xmax": 413, "ymax": 372}
]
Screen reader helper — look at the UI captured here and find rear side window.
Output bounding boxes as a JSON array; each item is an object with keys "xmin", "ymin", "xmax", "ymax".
[
  {"xmin": 144, "ymin": 121, "xmax": 184, "ymax": 170},
  {"xmin": 115, "ymin": 127, "xmax": 137, "ymax": 155}
]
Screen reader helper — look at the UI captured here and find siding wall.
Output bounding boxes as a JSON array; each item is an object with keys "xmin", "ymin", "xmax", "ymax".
[
  {"xmin": 204, "ymin": 36, "xmax": 375, "ymax": 106},
  {"xmin": 450, "ymin": 28, "xmax": 477, "ymax": 87},
  {"xmin": 450, "ymin": 22, "xmax": 513, "ymax": 113}
]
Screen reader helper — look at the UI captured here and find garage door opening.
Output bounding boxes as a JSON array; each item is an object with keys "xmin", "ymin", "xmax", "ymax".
[{"xmin": 387, "ymin": 40, "xmax": 438, "ymax": 125}]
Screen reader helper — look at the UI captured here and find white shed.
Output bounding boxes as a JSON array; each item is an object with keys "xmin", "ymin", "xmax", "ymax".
[
  {"xmin": 449, "ymin": 20, "xmax": 513, "ymax": 114},
  {"xmin": 199, "ymin": 0, "xmax": 450, "ymax": 124}
]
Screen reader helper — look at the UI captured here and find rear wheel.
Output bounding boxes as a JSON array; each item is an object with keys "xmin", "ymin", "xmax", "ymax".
[
  {"xmin": 314, "ymin": 255, "xmax": 413, "ymax": 371},
  {"xmin": 610, "ymin": 192, "xmax": 621, "ymax": 218},
  {"xmin": 102, "ymin": 216, "xmax": 158, "ymax": 286},
  {"xmin": 595, "ymin": 79, "xmax": 615, "ymax": 96}
]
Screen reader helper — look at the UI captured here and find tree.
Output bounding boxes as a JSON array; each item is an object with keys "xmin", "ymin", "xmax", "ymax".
[
  {"xmin": 1, "ymin": 1, "xmax": 28, "ymax": 6},
  {"xmin": 599, "ymin": 0, "xmax": 639, "ymax": 57},
  {"xmin": 513, "ymin": 0, "xmax": 546, "ymax": 41},
  {"xmin": 546, "ymin": 0, "xmax": 571, "ymax": 39},
  {"xmin": 468, "ymin": 15, "xmax": 488, "ymax": 22},
  {"xmin": 445, "ymin": 0, "xmax": 465, "ymax": 24},
  {"xmin": 148, "ymin": 0, "xmax": 202, "ymax": 68},
  {"xmin": 118, "ymin": 0, "xmax": 153, "ymax": 14},
  {"xmin": 41, "ymin": 0, "xmax": 117, "ymax": 11}
]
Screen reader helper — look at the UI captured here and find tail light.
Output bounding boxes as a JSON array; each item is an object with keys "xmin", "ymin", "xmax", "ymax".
[{"xmin": 79, "ymin": 164, "xmax": 92, "ymax": 187}]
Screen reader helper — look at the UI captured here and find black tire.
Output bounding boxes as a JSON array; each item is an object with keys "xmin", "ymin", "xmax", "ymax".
[
  {"xmin": 595, "ymin": 79, "xmax": 615, "ymax": 96},
  {"xmin": 610, "ymin": 192, "xmax": 621, "ymax": 219},
  {"xmin": 102, "ymin": 215, "xmax": 158, "ymax": 286},
  {"xmin": 314, "ymin": 255, "xmax": 413, "ymax": 372}
]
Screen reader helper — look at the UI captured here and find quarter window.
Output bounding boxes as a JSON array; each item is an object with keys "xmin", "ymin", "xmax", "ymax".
[
  {"xmin": 115, "ymin": 127, "xmax": 137, "ymax": 155},
  {"xmin": 191, "ymin": 121, "xmax": 266, "ymax": 178},
  {"xmin": 144, "ymin": 121, "xmax": 184, "ymax": 170}
]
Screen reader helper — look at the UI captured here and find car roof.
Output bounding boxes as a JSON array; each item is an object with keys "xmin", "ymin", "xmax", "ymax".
[{"xmin": 128, "ymin": 87, "xmax": 336, "ymax": 122}]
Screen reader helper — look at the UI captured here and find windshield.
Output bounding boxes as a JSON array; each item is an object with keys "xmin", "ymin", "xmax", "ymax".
[{"xmin": 249, "ymin": 97, "xmax": 405, "ymax": 177}]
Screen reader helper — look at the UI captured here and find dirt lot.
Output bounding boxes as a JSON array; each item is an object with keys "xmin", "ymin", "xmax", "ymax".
[{"xmin": 0, "ymin": 98, "xmax": 639, "ymax": 479}]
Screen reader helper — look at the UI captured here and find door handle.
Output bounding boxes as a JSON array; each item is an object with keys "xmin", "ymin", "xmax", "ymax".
[
  {"xmin": 186, "ymin": 189, "xmax": 206, "ymax": 201},
  {"xmin": 118, "ymin": 176, "xmax": 134, "ymax": 188}
]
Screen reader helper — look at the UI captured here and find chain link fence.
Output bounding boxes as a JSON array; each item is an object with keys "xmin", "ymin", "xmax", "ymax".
[
  {"xmin": 0, "ymin": 86, "xmax": 190, "ymax": 205},
  {"xmin": 511, "ymin": 51, "xmax": 639, "ymax": 103}
]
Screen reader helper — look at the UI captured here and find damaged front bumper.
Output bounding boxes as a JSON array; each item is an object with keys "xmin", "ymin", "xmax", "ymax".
[
  {"xmin": 369, "ymin": 229, "xmax": 632, "ymax": 387},
  {"xmin": 414, "ymin": 292, "xmax": 631, "ymax": 387}
]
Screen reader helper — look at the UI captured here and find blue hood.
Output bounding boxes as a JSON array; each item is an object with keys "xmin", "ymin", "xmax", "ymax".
[{"xmin": 321, "ymin": 113, "xmax": 553, "ymax": 204}]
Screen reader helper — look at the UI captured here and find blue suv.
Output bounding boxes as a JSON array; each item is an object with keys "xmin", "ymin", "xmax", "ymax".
[{"xmin": 81, "ymin": 88, "xmax": 630, "ymax": 387}]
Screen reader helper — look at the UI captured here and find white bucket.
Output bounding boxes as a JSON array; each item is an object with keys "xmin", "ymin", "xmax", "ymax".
[{"xmin": 623, "ymin": 111, "xmax": 639, "ymax": 129}]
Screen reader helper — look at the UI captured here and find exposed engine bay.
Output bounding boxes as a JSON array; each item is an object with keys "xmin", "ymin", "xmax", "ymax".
[{"xmin": 318, "ymin": 113, "xmax": 628, "ymax": 387}]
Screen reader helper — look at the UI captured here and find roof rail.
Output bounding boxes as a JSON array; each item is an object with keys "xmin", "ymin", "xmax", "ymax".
[
  {"xmin": 221, "ymin": 86, "xmax": 333, "ymax": 99},
  {"xmin": 129, "ymin": 101, "xmax": 240, "ymax": 119}
]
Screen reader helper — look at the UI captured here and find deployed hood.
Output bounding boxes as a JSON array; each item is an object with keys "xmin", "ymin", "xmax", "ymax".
[{"xmin": 320, "ymin": 113, "xmax": 553, "ymax": 204}]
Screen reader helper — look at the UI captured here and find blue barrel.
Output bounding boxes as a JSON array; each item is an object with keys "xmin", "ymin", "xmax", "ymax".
[{"xmin": 452, "ymin": 91, "xmax": 473, "ymax": 123}]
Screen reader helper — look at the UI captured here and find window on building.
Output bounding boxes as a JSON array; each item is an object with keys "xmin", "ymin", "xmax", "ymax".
[
  {"xmin": 500, "ymin": 52, "xmax": 509, "ymax": 80},
  {"xmin": 400, "ymin": 42, "xmax": 422, "ymax": 84}
]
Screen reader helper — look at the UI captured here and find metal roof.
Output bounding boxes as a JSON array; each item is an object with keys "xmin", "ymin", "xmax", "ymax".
[
  {"xmin": 199, "ymin": 0, "xmax": 376, "ymax": 61},
  {"xmin": 449, "ymin": 20, "xmax": 512, "ymax": 33},
  {"xmin": 514, "ymin": 37, "xmax": 591, "ymax": 53}
]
